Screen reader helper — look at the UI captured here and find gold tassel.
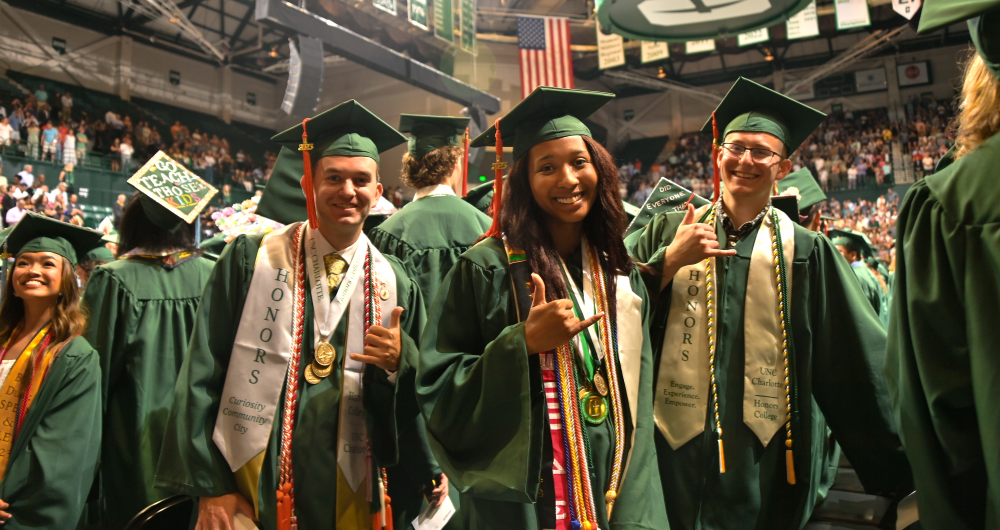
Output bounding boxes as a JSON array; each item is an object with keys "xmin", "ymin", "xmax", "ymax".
[
  {"xmin": 786, "ymin": 449, "xmax": 796, "ymax": 485},
  {"xmin": 718, "ymin": 438, "xmax": 726, "ymax": 474}
]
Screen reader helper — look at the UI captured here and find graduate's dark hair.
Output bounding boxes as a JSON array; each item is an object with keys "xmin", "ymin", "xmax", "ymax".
[
  {"xmin": 0, "ymin": 254, "xmax": 87, "ymax": 373},
  {"xmin": 499, "ymin": 135, "xmax": 632, "ymax": 302},
  {"xmin": 117, "ymin": 191, "xmax": 197, "ymax": 256}
]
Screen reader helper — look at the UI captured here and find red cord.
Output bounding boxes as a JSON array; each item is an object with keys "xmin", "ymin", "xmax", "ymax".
[
  {"xmin": 712, "ymin": 111, "xmax": 721, "ymax": 202},
  {"xmin": 462, "ymin": 127, "xmax": 470, "ymax": 198},
  {"xmin": 300, "ymin": 119, "xmax": 320, "ymax": 229},
  {"xmin": 484, "ymin": 118, "xmax": 505, "ymax": 239}
]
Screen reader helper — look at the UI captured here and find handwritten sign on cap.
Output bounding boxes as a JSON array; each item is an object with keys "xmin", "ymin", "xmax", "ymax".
[{"xmin": 127, "ymin": 151, "xmax": 218, "ymax": 224}]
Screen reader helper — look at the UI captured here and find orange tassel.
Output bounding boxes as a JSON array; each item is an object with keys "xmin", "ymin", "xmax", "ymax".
[
  {"xmin": 299, "ymin": 118, "xmax": 320, "ymax": 229},
  {"xmin": 483, "ymin": 118, "xmax": 506, "ymax": 239},
  {"xmin": 372, "ymin": 494, "xmax": 394, "ymax": 530},
  {"xmin": 786, "ymin": 449, "xmax": 796, "ymax": 485},
  {"xmin": 461, "ymin": 127, "xmax": 470, "ymax": 197},
  {"xmin": 712, "ymin": 110, "xmax": 721, "ymax": 202},
  {"xmin": 718, "ymin": 438, "xmax": 726, "ymax": 474},
  {"xmin": 276, "ymin": 483, "xmax": 292, "ymax": 530}
]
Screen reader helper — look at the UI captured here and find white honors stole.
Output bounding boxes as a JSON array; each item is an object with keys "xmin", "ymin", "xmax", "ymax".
[{"xmin": 654, "ymin": 205, "xmax": 795, "ymax": 449}]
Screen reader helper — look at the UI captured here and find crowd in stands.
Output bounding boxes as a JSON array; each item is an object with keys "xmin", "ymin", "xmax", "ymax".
[
  {"xmin": 823, "ymin": 190, "xmax": 901, "ymax": 266},
  {"xmin": 0, "ymin": 163, "xmax": 86, "ymax": 227}
]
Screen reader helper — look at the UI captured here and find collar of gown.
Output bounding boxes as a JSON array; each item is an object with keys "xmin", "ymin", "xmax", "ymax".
[{"xmin": 414, "ymin": 183, "xmax": 455, "ymax": 200}]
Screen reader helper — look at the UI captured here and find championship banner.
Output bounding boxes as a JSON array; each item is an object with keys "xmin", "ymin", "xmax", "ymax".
[
  {"xmin": 641, "ymin": 40, "xmax": 669, "ymax": 63},
  {"xmin": 834, "ymin": 0, "xmax": 870, "ymax": 30},
  {"xmin": 434, "ymin": 0, "xmax": 454, "ymax": 42},
  {"xmin": 786, "ymin": 1, "xmax": 819, "ymax": 40},
  {"xmin": 127, "ymin": 151, "xmax": 218, "ymax": 224},
  {"xmin": 738, "ymin": 28, "xmax": 769, "ymax": 46},
  {"xmin": 686, "ymin": 39, "xmax": 716, "ymax": 54},
  {"xmin": 460, "ymin": 0, "xmax": 477, "ymax": 54},
  {"xmin": 597, "ymin": 0, "xmax": 812, "ymax": 42},
  {"xmin": 410, "ymin": 0, "xmax": 429, "ymax": 30},
  {"xmin": 597, "ymin": 26, "xmax": 626, "ymax": 69}
]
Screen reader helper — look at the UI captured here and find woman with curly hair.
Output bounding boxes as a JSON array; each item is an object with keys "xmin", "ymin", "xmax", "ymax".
[
  {"xmin": 416, "ymin": 87, "xmax": 669, "ymax": 529},
  {"xmin": 0, "ymin": 213, "xmax": 102, "ymax": 528},
  {"xmin": 369, "ymin": 114, "xmax": 491, "ymax": 303},
  {"xmin": 885, "ymin": 2, "xmax": 1000, "ymax": 528}
]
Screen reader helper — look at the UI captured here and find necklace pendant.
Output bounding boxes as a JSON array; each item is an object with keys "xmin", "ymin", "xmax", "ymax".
[
  {"xmin": 593, "ymin": 372, "xmax": 609, "ymax": 397},
  {"xmin": 378, "ymin": 279, "xmax": 391, "ymax": 300},
  {"xmin": 580, "ymin": 391, "xmax": 609, "ymax": 425}
]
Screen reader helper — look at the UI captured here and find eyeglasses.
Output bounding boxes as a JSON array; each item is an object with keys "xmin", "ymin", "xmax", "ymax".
[{"xmin": 721, "ymin": 143, "xmax": 783, "ymax": 164}]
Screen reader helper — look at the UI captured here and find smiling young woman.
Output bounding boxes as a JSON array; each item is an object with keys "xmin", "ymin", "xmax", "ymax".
[
  {"xmin": 0, "ymin": 213, "xmax": 102, "ymax": 529},
  {"xmin": 416, "ymin": 87, "xmax": 668, "ymax": 530}
]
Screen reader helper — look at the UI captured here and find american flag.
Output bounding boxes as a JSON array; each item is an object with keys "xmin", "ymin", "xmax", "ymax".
[{"xmin": 517, "ymin": 16, "xmax": 574, "ymax": 99}]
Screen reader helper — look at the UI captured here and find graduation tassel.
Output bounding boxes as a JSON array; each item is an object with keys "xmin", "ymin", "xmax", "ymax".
[
  {"xmin": 718, "ymin": 436, "xmax": 726, "ymax": 474},
  {"xmin": 483, "ymin": 118, "xmax": 507, "ymax": 239},
  {"xmin": 711, "ymin": 110, "xmax": 721, "ymax": 202},
  {"xmin": 461, "ymin": 127, "xmax": 470, "ymax": 197},
  {"xmin": 298, "ymin": 118, "xmax": 320, "ymax": 230},
  {"xmin": 786, "ymin": 446, "xmax": 796, "ymax": 485}
]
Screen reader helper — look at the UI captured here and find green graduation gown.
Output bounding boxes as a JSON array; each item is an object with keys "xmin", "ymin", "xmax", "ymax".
[
  {"xmin": 0, "ymin": 336, "xmax": 102, "ymax": 530},
  {"xmin": 416, "ymin": 237, "xmax": 669, "ymax": 530},
  {"xmin": 370, "ymin": 193, "xmax": 492, "ymax": 305},
  {"xmin": 848, "ymin": 260, "xmax": 885, "ymax": 322},
  {"xmin": 83, "ymin": 253, "xmax": 215, "ymax": 529},
  {"xmin": 884, "ymin": 133, "xmax": 1000, "ymax": 530},
  {"xmin": 154, "ymin": 232, "xmax": 436, "ymax": 530},
  {"xmin": 630, "ymin": 210, "xmax": 912, "ymax": 530}
]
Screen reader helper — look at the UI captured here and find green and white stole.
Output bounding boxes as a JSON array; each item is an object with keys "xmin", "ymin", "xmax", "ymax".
[
  {"xmin": 211, "ymin": 223, "xmax": 397, "ymax": 514},
  {"xmin": 653, "ymin": 204, "xmax": 795, "ymax": 453}
]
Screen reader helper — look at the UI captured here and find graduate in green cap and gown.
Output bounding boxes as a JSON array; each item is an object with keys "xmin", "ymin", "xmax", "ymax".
[
  {"xmin": 417, "ymin": 86, "xmax": 669, "ymax": 530},
  {"xmin": 155, "ymin": 100, "xmax": 446, "ymax": 530},
  {"xmin": 0, "ymin": 213, "xmax": 102, "ymax": 529},
  {"xmin": 370, "ymin": 114, "xmax": 492, "ymax": 303},
  {"xmin": 828, "ymin": 229, "xmax": 886, "ymax": 323},
  {"xmin": 629, "ymin": 77, "xmax": 911, "ymax": 530},
  {"xmin": 76, "ymin": 239, "xmax": 114, "ymax": 290},
  {"xmin": 82, "ymin": 171, "xmax": 216, "ymax": 529},
  {"xmin": 885, "ymin": 3, "xmax": 1000, "ymax": 528},
  {"xmin": 774, "ymin": 167, "xmax": 827, "ymax": 232}
]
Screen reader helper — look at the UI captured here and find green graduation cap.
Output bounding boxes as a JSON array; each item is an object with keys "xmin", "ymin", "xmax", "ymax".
[
  {"xmin": 128, "ymin": 151, "xmax": 219, "ymax": 233},
  {"xmin": 257, "ymin": 100, "xmax": 407, "ymax": 226},
  {"xmin": 83, "ymin": 244, "xmax": 115, "ymax": 263},
  {"xmin": 702, "ymin": 77, "xmax": 827, "ymax": 156},
  {"xmin": 399, "ymin": 114, "xmax": 470, "ymax": 159},
  {"xmin": 918, "ymin": 0, "xmax": 1000, "ymax": 77},
  {"xmin": 470, "ymin": 87, "xmax": 614, "ymax": 161},
  {"xmin": 625, "ymin": 177, "xmax": 711, "ymax": 239},
  {"xmin": 776, "ymin": 167, "xmax": 828, "ymax": 213},
  {"xmin": 828, "ymin": 228, "xmax": 875, "ymax": 258},
  {"xmin": 463, "ymin": 178, "xmax": 499, "ymax": 215},
  {"xmin": 3, "ymin": 213, "xmax": 104, "ymax": 267}
]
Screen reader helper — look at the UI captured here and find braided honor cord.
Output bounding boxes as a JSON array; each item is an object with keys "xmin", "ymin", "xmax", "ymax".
[{"xmin": 277, "ymin": 224, "xmax": 307, "ymax": 528}]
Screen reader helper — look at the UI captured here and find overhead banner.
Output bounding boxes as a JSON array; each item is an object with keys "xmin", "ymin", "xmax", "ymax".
[
  {"xmin": 686, "ymin": 39, "xmax": 716, "ymax": 54},
  {"xmin": 786, "ymin": 1, "xmax": 819, "ymax": 39},
  {"xmin": 738, "ymin": 28, "xmax": 769, "ymax": 46},
  {"xmin": 641, "ymin": 41, "xmax": 669, "ymax": 63},
  {"xmin": 596, "ymin": 0, "xmax": 811, "ymax": 42},
  {"xmin": 374, "ymin": 0, "xmax": 396, "ymax": 15},
  {"xmin": 410, "ymin": 0, "xmax": 429, "ymax": 30},
  {"xmin": 787, "ymin": 82, "xmax": 815, "ymax": 101},
  {"xmin": 897, "ymin": 61, "xmax": 931, "ymax": 86},
  {"xmin": 597, "ymin": 26, "xmax": 626, "ymax": 69},
  {"xmin": 460, "ymin": 0, "xmax": 477, "ymax": 53},
  {"xmin": 434, "ymin": 0, "xmax": 454, "ymax": 42},
  {"xmin": 835, "ymin": 0, "xmax": 871, "ymax": 30},
  {"xmin": 893, "ymin": 0, "xmax": 921, "ymax": 20},
  {"xmin": 855, "ymin": 67, "xmax": 887, "ymax": 92}
]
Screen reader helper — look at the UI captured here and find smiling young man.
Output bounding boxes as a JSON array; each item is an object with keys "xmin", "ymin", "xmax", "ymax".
[
  {"xmin": 155, "ymin": 101, "xmax": 446, "ymax": 530},
  {"xmin": 629, "ymin": 78, "xmax": 912, "ymax": 530}
]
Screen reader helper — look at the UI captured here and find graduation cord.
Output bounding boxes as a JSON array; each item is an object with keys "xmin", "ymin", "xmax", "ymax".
[
  {"xmin": 705, "ymin": 202, "xmax": 725, "ymax": 474},
  {"xmin": 770, "ymin": 210, "xmax": 797, "ymax": 485},
  {"xmin": 277, "ymin": 224, "xmax": 307, "ymax": 530},
  {"xmin": 364, "ymin": 249, "xmax": 394, "ymax": 530}
]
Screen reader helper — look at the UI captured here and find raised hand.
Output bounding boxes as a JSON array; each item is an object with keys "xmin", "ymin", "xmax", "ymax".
[
  {"xmin": 661, "ymin": 203, "xmax": 737, "ymax": 288},
  {"xmin": 350, "ymin": 307, "xmax": 403, "ymax": 372},
  {"xmin": 524, "ymin": 274, "xmax": 603, "ymax": 354}
]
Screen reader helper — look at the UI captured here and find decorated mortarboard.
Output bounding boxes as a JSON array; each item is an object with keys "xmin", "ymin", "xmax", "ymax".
[
  {"xmin": 625, "ymin": 177, "xmax": 711, "ymax": 239},
  {"xmin": 257, "ymin": 100, "xmax": 407, "ymax": 227},
  {"xmin": 776, "ymin": 167, "xmax": 828, "ymax": 213},
  {"xmin": 918, "ymin": 0, "xmax": 1000, "ymax": 78},
  {"xmin": 399, "ymin": 114, "xmax": 472, "ymax": 196},
  {"xmin": 2, "ymin": 213, "xmax": 104, "ymax": 267},
  {"xmin": 470, "ymin": 87, "xmax": 615, "ymax": 238},
  {"xmin": 128, "ymin": 151, "xmax": 218, "ymax": 233},
  {"xmin": 700, "ymin": 77, "xmax": 826, "ymax": 202},
  {"xmin": 828, "ymin": 228, "xmax": 875, "ymax": 257}
]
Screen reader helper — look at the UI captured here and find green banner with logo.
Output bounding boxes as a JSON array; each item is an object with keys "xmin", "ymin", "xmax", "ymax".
[
  {"xmin": 374, "ymin": 0, "xmax": 396, "ymax": 16},
  {"xmin": 597, "ymin": 0, "xmax": 813, "ymax": 42},
  {"xmin": 410, "ymin": 0, "xmax": 429, "ymax": 29},
  {"xmin": 460, "ymin": 0, "xmax": 476, "ymax": 54},
  {"xmin": 434, "ymin": 0, "xmax": 454, "ymax": 42}
]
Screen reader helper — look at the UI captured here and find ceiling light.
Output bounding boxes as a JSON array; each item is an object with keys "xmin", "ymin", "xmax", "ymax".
[
  {"xmin": 169, "ymin": 11, "xmax": 181, "ymax": 23},
  {"xmin": 657, "ymin": 67, "xmax": 667, "ymax": 78},
  {"xmin": 763, "ymin": 48, "xmax": 774, "ymax": 61},
  {"xmin": 269, "ymin": 45, "xmax": 279, "ymax": 58}
]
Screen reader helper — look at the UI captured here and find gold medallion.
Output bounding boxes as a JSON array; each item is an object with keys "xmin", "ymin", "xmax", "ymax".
[
  {"xmin": 379, "ymin": 287, "xmax": 390, "ymax": 301},
  {"xmin": 304, "ymin": 364, "xmax": 322, "ymax": 385},
  {"xmin": 314, "ymin": 341, "xmax": 336, "ymax": 367},
  {"xmin": 593, "ymin": 372, "xmax": 608, "ymax": 397},
  {"xmin": 580, "ymin": 392, "xmax": 609, "ymax": 425},
  {"xmin": 312, "ymin": 361, "xmax": 334, "ymax": 378}
]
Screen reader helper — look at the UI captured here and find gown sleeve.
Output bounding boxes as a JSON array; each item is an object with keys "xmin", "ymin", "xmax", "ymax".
[
  {"xmin": 154, "ymin": 235, "xmax": 256, "ymax": 497},
  {"xmin": 884, "ymin": 178, "xmax": 997, "ymax": 529},
  {"xmin": 416, "ymin": 250, "xmax": 544, "ymax": 503},
  {"xmin": 807, "ymin": 235, "xmax": 912, "ymax": 496},
  {"xmin": 0, "ymin": 340, "xmax": 102, "ymax": 530}
]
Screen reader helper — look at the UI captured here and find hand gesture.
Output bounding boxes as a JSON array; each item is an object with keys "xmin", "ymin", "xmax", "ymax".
[
  {"xmin": 0, "ymin": 499, "xmax": 10, "ymax": 525},
  {"xmin": 665, "ymin": 203, "xmax": 736, "ymax": 269},
  {"xmin": 195, "ymin": 493, "xmax": 255, "ymax": 530},
  {"xmin": 350, "ymin": 307, "xmax": 403, "ymax": 372},
  {"xmin": 524, "ymin": 274, "xmax": 603, "ymax": 354}
]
